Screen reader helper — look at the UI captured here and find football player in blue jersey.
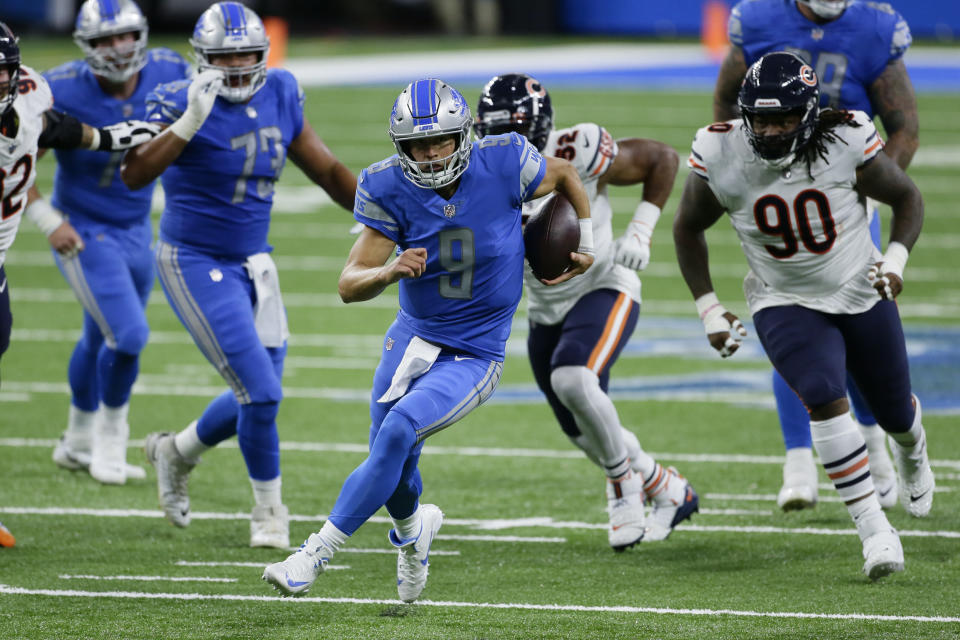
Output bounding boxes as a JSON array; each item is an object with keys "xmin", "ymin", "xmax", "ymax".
[
  {"xmin": 35, "ymin": 0, "xmax": 192, "ymax": 487},
  {"xmin": 120, "ymin": 2, "xmax": 357, "ymax": 549},
  {"xmin": 712, "ymin": 0, "xmax": 919, "ymax": 512},
  {"xmin": 262, "ymin": 78, "xmax": 593, "ymax": 601}
]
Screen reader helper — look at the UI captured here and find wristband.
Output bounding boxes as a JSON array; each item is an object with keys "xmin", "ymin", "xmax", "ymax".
[
  {"xmin": 629, "ymin": 201, "xmax": 661, "ymax": 239},
  {"xmin": 169, "ymin": 108, "xmax": 206, "ymax": 142},
  {"xmin": 695, "ymin": 291, "xmax": 722, "ymax": 320},
  {"xmin": 86, "ymin": 127, "xmax": 101, "ymax": 151},
  {"xmin": 577, "ymin": 218, "xmax": 594, "ymax": 255},
  {"xmin": 881, "ymin": 241, "xmax": 909, "ymax": 279},
  {"xmin": 24, "ymin": 198, "xmax": 64, "ymax": 236}
]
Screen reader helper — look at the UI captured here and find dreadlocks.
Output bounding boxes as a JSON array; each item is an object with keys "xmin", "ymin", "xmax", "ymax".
[{"xmin": 796, "ymin": 109, "xmax": 862, "ymax": 178}]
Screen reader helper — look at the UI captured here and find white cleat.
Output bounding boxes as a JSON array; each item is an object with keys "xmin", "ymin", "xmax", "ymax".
[
  {"xmin": 144, "ymin": 432, "xmax": 196, "ymax": 527},
  {"xmin": 262, "ymin": 532, "xmax": 332, "ymax": 596},
  {"xmin": 861, "ymin": 529, "xmax": 904, "ymax": 581},
  {"xmin": 889, "ymin": 433, "xmax": 935, "ymax": 518},
  {"xmin": 606, "ymin": 471, "xmax": 646, "ymax": 551},
  {"xmin": 777, "ymin": 448, "xmax": 819, "ymax": 512},
  {"xmin": 391, "ymin": 503, "xmax": 443, "ymax": 603},
  {"xmin": 860, "ymin": 423, "xmax": 898, "ymax": 509},
  {"xmin": 90, "ymin": 422, "xmax": 138, "ymax": 485},
  {"xmin": 53, "ymin": 434, "xmax": 92, "ymax": 471},
  {"xmin": 250, "ymin": 504, "xmax": 290, "ymax": 549},
  {"xmin": 644, "ymin": 467, "xmax": 699, "ymax": 542}
]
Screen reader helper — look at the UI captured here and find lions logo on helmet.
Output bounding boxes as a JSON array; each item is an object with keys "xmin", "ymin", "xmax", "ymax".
[
  {"xmin": 0, "ymin": 22, "xmax": 21, "ymax": 115},
  {"xmin": 190, "ymin": 2, "xmax": 270, "ymax": 103},
  {"xmin": 389, "ymin": 78, "xmax": 473, "ymax": 190},
  {"xmin": 73, "ymin": 0, "xmax": 149, "ymax": 84},
  {"xmin": 474, "ymin": 73, "xmax": 554, "ymax": 152},
  {"xmin": 738, "ymin": 51, "xmax": 821, "ymax": 168}
]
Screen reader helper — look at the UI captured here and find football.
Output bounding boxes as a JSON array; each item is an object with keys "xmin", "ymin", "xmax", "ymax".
[{"xmin": 523, "ymin": 193, "xmax": 580, "ymax": 280}]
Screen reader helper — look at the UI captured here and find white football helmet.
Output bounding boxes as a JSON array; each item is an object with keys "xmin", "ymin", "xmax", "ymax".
[
  {"xmin": 190, "ymin": 2, "xmax": 269, "ymax": 103},
  {"xmin": 389, "ymin": 79, "xmax": 472, "ymax": 189},
  {"xmin": 73, "ymin": 0, "xmax": 149, "ymax": 83},
  {"xmin": 796, "ymin": 0, "xmax": 850, "ymax": 19}
]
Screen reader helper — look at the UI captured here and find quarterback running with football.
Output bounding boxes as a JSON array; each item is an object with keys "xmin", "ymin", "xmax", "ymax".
[
  {"xmin": 674, "ymin": 52, "xmax": 933, "ymax": 579},
  {"xmin": 474, "ymin": 73, "xmax": 697, "ymax": 550}
]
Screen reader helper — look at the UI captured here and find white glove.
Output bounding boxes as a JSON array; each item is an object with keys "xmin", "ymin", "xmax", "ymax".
[
  {"xmin": 96, "ymin": 120, "xmax": 161, "ymax": 151},
  {"xmin": 866, "ymin": 241, "xmax": 908, "ymax": 301},
  {"xmin": 695, "ymin": 292, "xmax": 747, "ymax": 358},
  {"xmin": 614, "ymin": 201, "xmax": 660, "ymax": 271},
  {"xmin": 169, "ymin": 69, "xmax": 225, "ymax": 141},
  {"xmin": 614, "ymin": 222, "xmax": 652, "ymax": 271}
]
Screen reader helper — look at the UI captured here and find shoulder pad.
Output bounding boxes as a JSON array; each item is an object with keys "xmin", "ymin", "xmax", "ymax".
[
  {"xmin": 552, "ymin": 123, "xmax": 616, "ymax": 180},
  {"xmin": 688, "ymin": 121, "xmax": 737, "ymax": 181},
  {"xmin": 17, "ymin": 66, "xmax": 53, "ymax": 112}
]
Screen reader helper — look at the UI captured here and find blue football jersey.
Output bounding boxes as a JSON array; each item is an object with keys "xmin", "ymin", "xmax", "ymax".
[
  {"xmin": 43, "ymin": 49, "xmax": 191, "ymax": 226},
  {"xmin": 146, "ymin": 69, "xmax": 305, "ymax": 259},
  {"xmin": 354, "ymin": 132, "xmax": 546, "ymax": 361},
  {"xmin": 729, "ymin": 0, "xmax": 912, "ymax": 114}
]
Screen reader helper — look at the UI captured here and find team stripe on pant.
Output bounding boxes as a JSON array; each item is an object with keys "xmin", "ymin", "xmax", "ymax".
[
  {"xmin": 822, "ymin": 444, "xmax": 873, "ymax": 502},
  {"xmin": 586, "ymin": 292, "xmax": 631, "ymax": 375},
  {"xmin": 416, "ymin": 360, "xmax": 502, "ymax": 443},
  {"xmin": 155, "ymin": 242, "xmax": 250, "ymax": 403},
  {"xmin": 59, "ymin": 254, "xmax": 117, "ymax": 349}
]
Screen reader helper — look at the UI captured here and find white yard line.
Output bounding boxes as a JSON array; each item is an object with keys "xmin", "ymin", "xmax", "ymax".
[
  {"xmin": 59, "ymin": 574, "xmax": 237, "ymax": 583},
  {"xmin": 1, "ymin": 584, "xmax": 957, "ymax": 623}
]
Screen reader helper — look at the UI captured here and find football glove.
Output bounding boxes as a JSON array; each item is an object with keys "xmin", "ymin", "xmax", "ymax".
[
  {"xmin": 867, "ymin": 241, "xmax": 909, "ymax": 301},
  {"xmin": 695, "ymin": 292, "xmax": 747, "ymax": 358},
  {"xmin": 614, "ymin": 222, "xmax": 652, "ymax": 271},
  {"xmin": 170, "ymin": 69, "xmax": 225, "ymax": 141},
  {"xmin": 96, "ymin": 120, "xmax": 161, "ymax": 151}
]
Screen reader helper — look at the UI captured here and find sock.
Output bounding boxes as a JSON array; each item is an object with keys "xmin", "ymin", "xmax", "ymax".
[
  {"xmin": 643, "ymin": 462, "xmax": 671, "ymax": 500},
  {"xmin": 887, "ymin": 395, "xmax": 924, "ymax": 450},
  {"xmin": 251, "ymin": 476, "xmax": 282, "ymax": 507},
  {"xmin": 174, "ymin": 420, "xmax": 209, "ymax": 462},
  {"xmin": 622, "ymin": 427, "xmax": 656, "ymax": 480},
  {"xmin": 66, "ymin": 404, "xmax": 97, "ymax": 439},
  {"xmin": 811, "ymin": 413, "xmax": 884, "ymax": 535},
  {"xmin": 315, "ymin": 520, "xmax": 349, "ymax": 555},
  {"xmin": 392, "ymin": 504, "xmax": 422, "ymax": 543},
  {"xmin": 549, "ymin": 366, "xmax": 628, "ymax": 469}
]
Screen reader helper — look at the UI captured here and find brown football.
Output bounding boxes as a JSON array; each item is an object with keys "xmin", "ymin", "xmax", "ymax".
[{"xmin": 523, "ymin": 193, "xmax": 580, "ymax": 280}]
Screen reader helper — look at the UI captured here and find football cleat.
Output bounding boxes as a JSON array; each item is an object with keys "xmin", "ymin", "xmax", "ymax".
[
  {"xmin": 889, "ymin": 432, "xmax": 935, "ymax": 518},
  {"xmin": 644, "ymin": 466, "xmax": 699, "ymax": 542},
  {"xmin": 605, "ymin": 471, "xmax": 645, "ymax": 551},
  {"xmin": 262, "ymin": 532, "xmax": 332, "ymax": 596},
  {"xmin": 777, "ymin": 448, "xmax": 819, "ymax": 512},
  {"xmin": 390, "ymin": 503, "xmax": 443, "ymax": 603},
  {"xmin": 0, "ymin": 521, "xmax": 15, "ymax": 548},
  {"xmin": 861, "ymin": 528, "xmax": 904, "ymax": 581},
  {"xmin": 145, "ymin": 432, "xmax": 197, "ymax": 527},
  {"xmin": 90, "ymin": 418, "xmax": 146, "ymax": 485},
  {"xmin": 859, "ymin": 424, "xmax": 898, "ymax": 509},
  {"xmin": 52, "ymin": 433, "xmax": 92, "ymax": 471},
  {"xmin": 250, "ymin": 504, "xmax": 290, "ymax": 549}
]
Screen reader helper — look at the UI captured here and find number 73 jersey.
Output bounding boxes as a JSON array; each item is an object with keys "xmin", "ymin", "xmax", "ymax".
[{"xmin": 688, "ymin": 111, "xmax": 884, "ymax": 314}]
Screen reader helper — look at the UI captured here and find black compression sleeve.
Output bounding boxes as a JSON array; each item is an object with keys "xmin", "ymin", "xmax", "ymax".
[{"xmin": 38, "ymin": 109, "xmax": 85, "ymax": 149}]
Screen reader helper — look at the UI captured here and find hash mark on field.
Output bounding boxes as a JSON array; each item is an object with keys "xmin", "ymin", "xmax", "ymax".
[
  {"xmin": 175, "ymin": 562, "xmax": 351, "ymax": 570},
  {"xmin": 59, "ymin": 574, "xmax": 238, "ymax": 583},
  {"xmin": 2, "ymin": 584, "xmax": 958, "ymax": 623}
]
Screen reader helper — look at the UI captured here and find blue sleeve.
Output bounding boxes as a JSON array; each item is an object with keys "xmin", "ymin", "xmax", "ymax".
[
  {"xmin": 888, "ymin": 10, "xmax": 912, "ymax": 61},
  {"xmin": 146, "ymin": 80, "xmax": 189, "ymax": 125},
  {"xmin": 510, "ymin": 132, "xmax": 546, "ymax": 204},
  {"xmin": 728, "ymin": 0, "xmax": 767, "ymax": 65},
  {"xmin": 278, "ymin": 69, "xmax": 305, "ymax": 140},
  {"xmin": 353, "ymin": 166, "xmax": 401, "ymax": 242}
]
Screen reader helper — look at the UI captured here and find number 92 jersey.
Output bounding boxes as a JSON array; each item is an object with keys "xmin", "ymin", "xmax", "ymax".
[
  {"xmin": 688, "ymin": 112, "xmax": 884, "ymax": 314},
  {"xmin": 729, "ymin": 0, "xmax": 911, "ymax": 114},
  {"xmin": 0, "ymin": 66, "xmax": 53, "ymax": 267},
  {"xmin": 353, "ymin": 132, "xmax": 545, "ymax": 361},
  {"xmin": 145, "ymin": 68, "xmax": 305, "ymax": 259}
]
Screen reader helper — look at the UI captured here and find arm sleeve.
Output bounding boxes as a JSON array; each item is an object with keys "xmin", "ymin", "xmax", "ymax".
[
  {"xmin": 514, "ymin": 133, "xmax": 546, "ymax": 203},
  {"xmin": 38, "ymin": 109, "xmax": 84, "ymax": 149},
  {"xmin": 145, "ymin": 81, "xmax": 188, "ymax": 126},
  {"xmin": 354, "ymin": 174, "xmax": 401, "ymax": 243}
]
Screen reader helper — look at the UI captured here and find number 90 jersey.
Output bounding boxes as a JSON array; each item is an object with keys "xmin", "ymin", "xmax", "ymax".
[
  {"xmin": 353, "ymin": 132, "xmax": 545, "ymax": 361},
  {"xmin": 688, "ymin": 111, "xmax": 884, "ymax": 315},
  {"xmin": 146, "ymin": 69, "xmax": 305, "ymax": 259},
  {"xmin": 0, "ymin": 66, "xmax": 53, "ymax": 267},
  {"xmin": 523, "ymin": 122, "xmax": 642, "ymax": 326}
]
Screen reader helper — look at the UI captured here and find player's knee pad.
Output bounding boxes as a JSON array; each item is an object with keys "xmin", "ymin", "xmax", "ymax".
[
  {"xmin": 238, "ymin": 369, "xmax": 283, "ymax": 405},
  {"xmin": 239, "ymin": 400, "xmax": 280, "ymax": 430},
  {"xmin": 111, "ymin": 320, "xmax": 149, "ymax": 356},
  {"xmin": 549, "ymin": 365, "xmax": 599, "ymax": 411},
  {"xmin": 370, "ymin": 411, "xmax": 418, "ymax": 463}
]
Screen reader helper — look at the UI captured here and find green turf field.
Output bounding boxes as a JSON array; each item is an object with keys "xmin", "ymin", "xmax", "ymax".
[{"xmin": 1, "ymin": 37, "xmax": 959, "ymax": 639}]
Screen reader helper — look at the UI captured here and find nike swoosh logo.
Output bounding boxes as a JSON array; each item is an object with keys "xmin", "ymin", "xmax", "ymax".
[
  {"xmin": 877, "ymin": 486, "xmax": 893, "ymax": 497},
  {"xmin": 910, "ymin": 490, "xmax": 930, "ymax": 502},
  {"xmin": 454, "ymin": 355, "xmax": 473, "ymax": 361},
  {"xmin": 285, "ymin": 577, "xmax": 310, "ymax": 587}
]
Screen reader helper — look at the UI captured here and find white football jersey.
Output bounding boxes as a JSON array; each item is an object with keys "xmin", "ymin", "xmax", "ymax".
[
  {"xmin": 688, "ymin": 111, "xmax": 885, "ymax": 315},
  {"xmin": 524, "ymin": 122, "xmax": 641, "ymax": 325},
  {"xmin": 0, "ymin": 66, "xmax": 53, "ymax": 267}
]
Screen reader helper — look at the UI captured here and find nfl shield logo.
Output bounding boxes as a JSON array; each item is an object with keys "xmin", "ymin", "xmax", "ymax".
[
  {"xmin": 812, "ymin": 28, "xmax": 824, "ymax": 40},
  {"xmin": 385, "ymin": 337, "xmax": 395, "ymax": 350},
  {"xmin": 443, "ymin": 204, "xmax": 456, "ymax": 218},
  {"xmin": 122, "ymin": 103, "xmax": 134, "ymax": 117}
]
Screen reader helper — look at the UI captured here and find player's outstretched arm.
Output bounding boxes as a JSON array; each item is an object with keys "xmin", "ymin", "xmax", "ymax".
[
  {"xmin": 533, "ymin": 156, "xmax": 594, "ymax": 285},
  {"xmin": 605, "ymin": 138, "xmax": 680, "ymax": 271},
  {"xmin": 856, "ymin": 151, "xmax": 924, "ymax": 300},
  {"xmin": 39, "ymin": 110, "xmax": 159, "ymax": 153},
  {"xmin": 24, "ymin": 185, "xmax": 84, "ymax": 258},
  {"xmin": 868, "ymin": 59, "xmax": 919, "ymax": 170},
  {"xmin": 122, "ymin": 69, "xmax": 224, "ymax": 190},
  {"xmin": 673, "ymin": 172, "xmax": 745, "ymax": 357},
  {"xmin": 339, "ymin": 225, "xmax": 425, "ymax": 303},
  {"xmin": 288, "ymin": 119, "xmax": 357, "ymax": 212},
  {"xmin": 713, "ymin": 46, "xmax": 748, "ymax": 122}
]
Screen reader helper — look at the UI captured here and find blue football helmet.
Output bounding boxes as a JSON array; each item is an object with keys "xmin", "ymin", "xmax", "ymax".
[
  {"xmin": 738, "ymin": 51, "xmax": 820, "ymax": 168},
  {"xmin": 73, "ymin": 0, "xmax": 149, "ymax": 83},
  {"xmin": 474, "ymin": 73, "xmax": 553, "ymax": 152},
  {"xmin": 389, "ymin": 78, "xmax": 472, "ymax": 189},
  {"xmin": 796, "ymin": 0, "xmax": 850, "ymax": 19},
  {"xmin": 0, "ymin": 22, "xmax": 20, "ymax": 115},
  {"xmin": 190, "ymin": 2, "xmax": 269, "ymax": 103}
]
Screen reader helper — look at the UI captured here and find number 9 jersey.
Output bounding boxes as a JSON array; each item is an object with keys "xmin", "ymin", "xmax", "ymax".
[
  {"xmin": 145, "ymin": 68, "xmax": 305, "ymax": 259},
  {"xmin": 688, "ymin": 111, "xmax": 884, "ymax": 315}
]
